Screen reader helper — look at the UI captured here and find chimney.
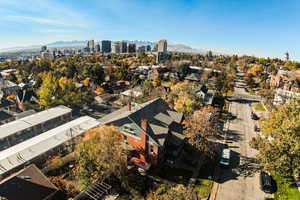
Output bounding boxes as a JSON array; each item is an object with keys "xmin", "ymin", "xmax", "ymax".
[
  {"xmin": 140, "ymin": 119, "xmax": 148, "ymax": 162},
  {"xmin": 128, "ymin": 101, "xmax": 131, "ymax": 111}
]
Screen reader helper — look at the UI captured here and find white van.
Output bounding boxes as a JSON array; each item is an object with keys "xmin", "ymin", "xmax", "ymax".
[{"xmin": 219, "ymin": 149, "xmax": 231, "ymax": 167}]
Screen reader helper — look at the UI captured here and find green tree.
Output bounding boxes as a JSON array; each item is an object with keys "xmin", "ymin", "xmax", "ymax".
[{"xmin": 250, "ymin": 100, "xmax": 300, "ymax": 177}]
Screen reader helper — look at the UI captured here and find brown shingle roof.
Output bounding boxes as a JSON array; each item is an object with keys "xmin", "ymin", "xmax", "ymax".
[{"xmin": 0, "ymin": 164, "xmax": 58, "ymax": 200}]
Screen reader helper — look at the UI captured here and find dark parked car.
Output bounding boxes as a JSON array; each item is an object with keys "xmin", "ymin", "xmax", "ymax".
[
  {"xmin": 254, "ymin": 125, "xmax": 260, "ymax": 132},
  {"xmin": 227, "ymin": 113, "xmax": 235, "ymax": 120},
  {"xmin": 259, "ymin": 172, "xmax": 274, "ymax": 194},
  {"xmin": 251, "ymin": 112, "xmax": 259, "ymax": 120}
]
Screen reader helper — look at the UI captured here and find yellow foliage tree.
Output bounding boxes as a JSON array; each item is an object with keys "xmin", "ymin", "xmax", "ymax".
[
  {"xmin": 248, "ymin": 65, "xmax": 263, "ymax": 76},
  {"xmin": 167, "ymin": 81, "xmax": 198, "ymax": 114},
  {"xmin": 37, "ymin": 72, "xmax": 57, "ymax": 109},
  {"xmin": 152, "ymin": 76, "xmax": 161, "ymax": 87},
  {"xmin": 75, "ymin": 126, "xmax": 128, "ymax": 190}
]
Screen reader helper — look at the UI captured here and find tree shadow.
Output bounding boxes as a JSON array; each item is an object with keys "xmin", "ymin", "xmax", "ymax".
[
  {"xmin": 225, "ymin": 129, "xmax": 242, "ymax": 142},
  {"xmin": 228, "ymin": 98, "xmax": 259, "ymax": 104},
  {"xmin": 235, "ymin": 155, "xmax": 261, "ymax": 178}
]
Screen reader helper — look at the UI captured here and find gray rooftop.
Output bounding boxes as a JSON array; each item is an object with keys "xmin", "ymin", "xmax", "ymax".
[
  {"xmin": 0, "ymin": 105, "xmax": 72, "ymax": 140},
  {"xmin": 0, "ymin": 116, "xmax": 99, "ymax": 176},
  {"xmin": 98, "ymin": 98, "xmax": 184, "ymax": 146}
]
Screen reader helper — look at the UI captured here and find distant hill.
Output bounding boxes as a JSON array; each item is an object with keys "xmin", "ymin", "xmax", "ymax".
[{"xmin": 0, "ymin": 40, "xmax": 208, "ymax": 54}]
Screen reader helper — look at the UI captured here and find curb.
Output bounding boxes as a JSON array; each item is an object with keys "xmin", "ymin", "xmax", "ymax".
[{"xmin": 209, "ymin": 102, "xmax": 232, "ymax": 200}]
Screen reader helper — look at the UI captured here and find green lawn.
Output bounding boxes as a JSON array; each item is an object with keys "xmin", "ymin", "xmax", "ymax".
[
  {"xmin": 193, "ymin": 179, "xmax": 213, "ymax": 199},
  {"xmin": 273, "ymin": 173, "xmax": 300, "ymax": 200},
  {"xmin": 253, "ymin": 102, "xmax": 266, "ymax": 112}
]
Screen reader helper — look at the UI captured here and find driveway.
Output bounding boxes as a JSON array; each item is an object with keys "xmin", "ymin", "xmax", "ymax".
[{"xmin": 215, "ymin": 75, "xmax": 265, "ymax": 200}]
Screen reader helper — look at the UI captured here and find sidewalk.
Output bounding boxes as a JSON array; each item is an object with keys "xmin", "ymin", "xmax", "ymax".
[{"xmin": 209, "ymin": 102, "xmax": 232, "ymax": 200}]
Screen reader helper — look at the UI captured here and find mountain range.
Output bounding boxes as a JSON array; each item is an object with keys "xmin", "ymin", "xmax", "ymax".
[{"xmin": 0, "ymin": 40, "xmax": 207, "ymax": 54}]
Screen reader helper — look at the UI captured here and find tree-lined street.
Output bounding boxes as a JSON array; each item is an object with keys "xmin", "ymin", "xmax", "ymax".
[{"xmin": 216, "ymin": 73, "xmax": 265, "ymax": 200}]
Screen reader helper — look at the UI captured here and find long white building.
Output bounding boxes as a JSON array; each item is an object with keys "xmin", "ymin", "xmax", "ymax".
[
  {"xmin": 0, "ymin": 116, "xmax": 100, "ymax": 177},
  {"xmin": 0, "ymin": 105, "xmax": 72, "ymax": 151}
]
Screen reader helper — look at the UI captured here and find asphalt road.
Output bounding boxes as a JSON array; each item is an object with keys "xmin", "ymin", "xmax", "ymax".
[{"xmin": 215, "ymin": 76, "xmax": 265, "ymax": 200}]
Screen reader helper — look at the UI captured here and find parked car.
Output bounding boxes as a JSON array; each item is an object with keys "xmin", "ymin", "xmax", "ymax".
[
  {"xmin": 251, "ymin": 112, "xmax": 259, "ymax": 120},
  {"xmin": 259, "ymin": 172, "xmax": 274, "ymax": 194},
  {"xmin": 254, "ymin": 125, "xmax": 260, "ymax": 132},
  {"xmin": 227, "ymin": 113, "xmax": 235, "ymax": 120},
  {"xmin": 219, "ymin": 149, "xmax": 231, "ymax": 168}
]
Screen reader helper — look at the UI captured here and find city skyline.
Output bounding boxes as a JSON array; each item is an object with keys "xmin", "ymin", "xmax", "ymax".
[{"xmin": 0, "ymin": 0, "xmax": 300, "ymax": 60}]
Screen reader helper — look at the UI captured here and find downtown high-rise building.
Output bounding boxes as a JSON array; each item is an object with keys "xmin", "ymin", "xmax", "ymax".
[
  {"xmin": 146, "ymin": 45, "xmax": 151, "ymax": 52},
  {"xmin": 101, "ymin": 40, "xmax": 111, "ymax": 53},
  {"xmin": 95, "ymin": 43, "xmax": 101, "ymax": 53},
  {"xmin": 41, "ymin": 45, "xmax": 47, "ymax": 52},
  {"xmin": 137, "ymin": 46, "xmax": 146, "ymax": 54},
  {"xmin": 121, "ymin": 41, "xmax": 127, "ymax": 53},
  {"xmin": 158, "ymin": 39, "xmax": 167, "ymax": 53},
  {"xmin": 128, "ymin": 43, "xmax": 136, "ymax": 53},
  {"xmin": 112, "ymin": 41, "xmax": 121, "ymax": 53},
  {"xmin": 87, "ymin": 40, "xmax": 95, "ymax": 52}
]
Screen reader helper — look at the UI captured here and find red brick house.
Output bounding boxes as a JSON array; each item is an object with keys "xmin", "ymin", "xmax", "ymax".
[{"xmin": 98, "ymin": 98, "xmax": 185, "ymax": 169}]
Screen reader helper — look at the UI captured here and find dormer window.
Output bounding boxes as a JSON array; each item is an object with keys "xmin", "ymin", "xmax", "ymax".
[{"xmin": 121, "ymin": 124, "xmax": 139, "ymax": 137}]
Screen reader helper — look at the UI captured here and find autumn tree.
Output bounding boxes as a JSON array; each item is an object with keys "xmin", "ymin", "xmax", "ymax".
[
  {"xmin": 250, "ymin": 100, "xmax": 300, "ymax": 177},
  {"xmin": 183, "ymin": 106, "xmax": 220, "ymax": 157},
  {"xmin": 37, "ymin": 72, "xmax": 57, "ymax": 109},
  {"xmin": 75, "ymin": 126, "xmax": 128, "ymax": 190},
  {"xmin": 146, "ymin": 184, "xmax": 193, "ymax": 200},
  {"xmin": 49, "ymin": 176, "xmax": 78, "ymax": 198},
  {"xmin": 166, "ymin": 81, "xmax": 199, "ymax": 114},
  {"xmin": 248, "ymin": 64, "xmax": 263, "ymax": 76}
]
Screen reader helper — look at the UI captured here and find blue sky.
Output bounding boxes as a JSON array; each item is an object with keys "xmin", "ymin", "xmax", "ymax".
[{"xmin": 0, "ymin": 0, "xmax": 299, "ymax": 59}]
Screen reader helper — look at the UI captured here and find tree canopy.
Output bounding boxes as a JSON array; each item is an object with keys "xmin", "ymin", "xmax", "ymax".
[
  {"xmin": 75, "ymin": 126, "xmax": 128, "ymax": 190},
  {"xmin": 250, "ymin": 100, "xmax": 300, "ymax": 177}
]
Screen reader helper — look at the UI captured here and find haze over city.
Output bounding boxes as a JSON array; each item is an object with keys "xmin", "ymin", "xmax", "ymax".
[{"xmin": 0, "ymin": 0, "xmax": 300, "ymax": 59}]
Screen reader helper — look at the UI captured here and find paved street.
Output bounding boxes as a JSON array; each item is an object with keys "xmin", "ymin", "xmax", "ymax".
[{"xmin": 215, "ymin": 74, "xmax": 265, "ymax": 200}]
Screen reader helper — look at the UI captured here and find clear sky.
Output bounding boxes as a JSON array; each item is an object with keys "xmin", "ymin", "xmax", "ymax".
[{"xmin": 0, "ymin": 0, "xmax": 299, "ymax": 59}]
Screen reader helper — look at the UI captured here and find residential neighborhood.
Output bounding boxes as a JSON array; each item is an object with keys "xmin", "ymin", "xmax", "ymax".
[{"xmin": 0, "ymin": 1, "xmax": 300, "ymax": 200}]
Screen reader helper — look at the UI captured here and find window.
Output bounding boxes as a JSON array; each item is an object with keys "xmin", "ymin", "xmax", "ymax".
[
  {"xmin": 150, "ymin": 144, "xmax": 154, "ymax": 153},
  {"xmin": 122, "ymin": 124, "xmax": 138, "ymax": 136}
]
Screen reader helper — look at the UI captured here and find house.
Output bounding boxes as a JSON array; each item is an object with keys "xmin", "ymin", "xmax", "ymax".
[
  {"xmin": 120, "ymin": 88, "xmax": 142, "ymax": 101},
  {"xmin": 185, "ymin": 73, "xmax": 201, "ymax": 82},
  {"xmin": 0, "ymin": 164, "xmax": 59, "ymax": 200},
  {"xmin": 273, "ymin": 88, "xmax": 300, "ymax": 106},
  {"xmin": 98, "ymin": 98, "xmax": 185, "ymax": 168},
  {"xmin": 0, "ymin": 78, "xmax": 20, "ymax": 96},
  {"xmin": 194, "ymin": 85, "xmax": 216, "ymax": 105},
  {"xmin": 16, "ymin": 89, "xmax": 38, "ymax": 110},
  {"xmin": 270, "ymin": 69, "xmax": 300, "ymax": 91}
]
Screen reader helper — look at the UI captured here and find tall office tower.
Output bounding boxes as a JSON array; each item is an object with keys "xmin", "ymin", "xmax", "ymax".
[
  {"xmin": 285, "ymin": 51, "xmax": 289, "ymax": 61},
  {"xmin": 112, "ymin": 42, "xmax": 121, "ymax": 53},
  {"xmin": 153, "ymin": 43, "xmax": 158, "ymax": 52},
  {"xmin": 101, "ymin": 40, "xmax": 111, "ymax": 53},
  {"xmin": 41, "ymin": 45, "xmax": 47, "ymax": 52},
  {"xmin": 128, "ymin": 43, "xmax": 136, "ymax": 53},
  {"xmin": 158, "ymin": 39, "xmax": 167, "ymax": 53},
  {"xmin": 137, "ymin": 46, "xmax": 146, "ymax": 54},
  {"xmin": 95, "ymin": 44, "xmax": 101, "ymax": 53},
  {"xmin": 87, "ymin": 40, "xmax": 95, "ymax": 52},
  {"xmin": 146, "ymin": 45, "xmax": 151, "ymax": 52},
  {"xmin": 121, "ymin": 41, "xmax": 128, "ymax": 53}
]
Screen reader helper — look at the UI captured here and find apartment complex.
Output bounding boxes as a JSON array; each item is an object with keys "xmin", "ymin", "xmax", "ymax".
[{"xmin": 0, "ymin": 105, "xmax": 72, "ymax": 151}]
